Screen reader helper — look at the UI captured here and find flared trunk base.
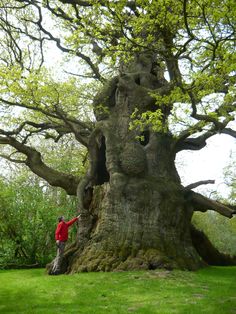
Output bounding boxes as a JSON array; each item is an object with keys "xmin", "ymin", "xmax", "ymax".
[{"xmin": 67, "ymin": 246, "xmax": 205, "ymax": 273}]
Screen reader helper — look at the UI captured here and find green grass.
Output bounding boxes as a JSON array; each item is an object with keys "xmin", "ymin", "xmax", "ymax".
[{"xmin": 0, "ymin": 267, "xmax": 235, "ymax": 314}]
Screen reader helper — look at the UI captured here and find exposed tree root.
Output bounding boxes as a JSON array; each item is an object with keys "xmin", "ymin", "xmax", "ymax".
[{"xmin": 191, "ymin": 225, "xmax": 236, "ymax": 266}]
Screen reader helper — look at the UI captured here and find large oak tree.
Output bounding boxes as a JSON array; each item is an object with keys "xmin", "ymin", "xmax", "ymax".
[{"xmin": 0, "ymin": 0, "xmax": 235, "ymax": 274}]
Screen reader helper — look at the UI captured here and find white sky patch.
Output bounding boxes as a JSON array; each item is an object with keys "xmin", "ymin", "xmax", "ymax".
[{"xmin": 176, "ymin": 133, "xmax": 236, "ymax": 198}]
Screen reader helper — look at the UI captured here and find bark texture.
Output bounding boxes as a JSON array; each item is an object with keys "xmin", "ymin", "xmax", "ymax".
[{"xmin": 69, "ymin": 183, "xmax": 204, "ymax": 272}]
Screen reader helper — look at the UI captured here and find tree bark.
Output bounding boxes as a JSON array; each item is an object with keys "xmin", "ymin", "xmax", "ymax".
[{"xmin": 68, "ymin": 180, "xmax": 204, "ymax": 272}]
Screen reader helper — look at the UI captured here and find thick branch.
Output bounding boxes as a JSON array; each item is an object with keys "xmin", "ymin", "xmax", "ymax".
[
  {"xmin": 162, "ymin": 32, "xmax": 182, "ymax": 85},
  {"xmin": 76, "ymin": 128, "xmax": 102, "ymax": 211},
  {"xmin": 189, "ymin": 191, "xmax": 235, "ymax": 218},
  {"xmin": 59, "ymin": 0, "xmax": 92, "ymax": 5},
  {"xmin": 0, "ymin": 121, "xmax": 69, "ymax": 136},
  {"xmin": 175, "ymin": 129, "xmax": 216, "ymax": 152},
  {"xmin": 52, "ymin": 107, "xmax": 92, "ymax": 147},
  {"xmin": 175, "ymin": 122, "xmax": 235, "ymax": 152},
  {"xmin": 58, "ymin": 0, "xmax": 136, "ymax": 9},
  {"xmin": 0, "ymin": 136, "xmax": 79, "ymax": 195},
  {"xmin": 184, "ymin": 180, "xmax": 215, "ymax": 191},
  {"xmin": 221, "ymin": 127, "xmax": 236, "ymax": 138}
]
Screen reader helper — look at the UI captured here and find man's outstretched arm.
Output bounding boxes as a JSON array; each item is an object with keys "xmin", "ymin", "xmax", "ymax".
[{"xmin": 66, "ymin": 215, "xmax": 81, "ymax": 227}]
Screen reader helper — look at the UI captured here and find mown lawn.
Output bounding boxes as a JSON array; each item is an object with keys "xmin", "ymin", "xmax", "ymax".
[{"xmin": 0, "ymin": 266, "xmax": 235, "ymax": 313}]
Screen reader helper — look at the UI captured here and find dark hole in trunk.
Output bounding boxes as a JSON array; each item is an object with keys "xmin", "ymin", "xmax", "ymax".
[
  {"xmin": 135, "ymin": 76, "xmax": 141, "ymax": 85},
  {"xmin": 83, "ymin": 187, "xmax": 93, "ymax": 209},
  {"xmin": 139, "ymin": 130, "xmax": 150, "ymax": 146},
  {"xmin": 95, "ymin": 136, "xmax": 110, "ymax": 185}
]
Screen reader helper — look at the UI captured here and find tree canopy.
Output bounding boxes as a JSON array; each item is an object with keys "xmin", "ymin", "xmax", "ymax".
[{"xmin": 0, "ymin": 0, "xmax": 235, "ymax": 208}]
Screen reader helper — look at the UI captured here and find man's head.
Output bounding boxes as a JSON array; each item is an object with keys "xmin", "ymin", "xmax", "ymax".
[{"xmin": 58, "ymin": 216, "xmax": 65, "ymax": 222}]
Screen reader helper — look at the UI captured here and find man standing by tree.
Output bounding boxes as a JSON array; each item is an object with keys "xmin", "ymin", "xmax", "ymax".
[{"xmin": 52, "ymin": 215, "xmax": 81, "ymax": 274}]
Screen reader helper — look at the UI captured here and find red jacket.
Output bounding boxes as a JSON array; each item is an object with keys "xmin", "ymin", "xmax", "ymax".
[{"xmin": 55, "ymin": 217, "xmax": 78, "ymax": 242}]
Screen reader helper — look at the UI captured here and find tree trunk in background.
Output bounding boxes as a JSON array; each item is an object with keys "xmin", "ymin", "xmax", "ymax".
[{"xmin": 190, "ymin": 225, "xmax": 236, "ymax": 266}]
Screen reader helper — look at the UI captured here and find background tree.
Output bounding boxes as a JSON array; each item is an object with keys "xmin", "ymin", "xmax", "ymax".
[
  {"xmin": 0, "ymin": 0, "xmax": 235, "ymax": 274},
  {"xmin": 0, "ymin": 159, "xmax": 78, "ymax": 267}
]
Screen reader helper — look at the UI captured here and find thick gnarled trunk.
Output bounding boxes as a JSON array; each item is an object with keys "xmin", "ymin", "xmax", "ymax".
[
  {"xmin": 68, "ymin": 180, "xmax": 204, "ymax": 272},
  {"xmin": 61, "ymin": 117, "xmax": 203, "ymax": 273},
  {"xmin": 47, "ymin": 52, "xmax": 234, "ymax": 275}
]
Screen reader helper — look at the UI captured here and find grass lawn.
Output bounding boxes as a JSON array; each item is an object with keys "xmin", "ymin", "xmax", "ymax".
[{"xmin": 0, "ymin": 266, "xmax": 235, "ymax": 313}]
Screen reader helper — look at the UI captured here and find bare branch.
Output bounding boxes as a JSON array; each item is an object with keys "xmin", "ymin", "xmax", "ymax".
[
  {"xmin": 221, "ymin": 127, "xmax": 236, "ymax": 138},
  {"xmin": 184, "ymin": 180, "xmax": 215, "ymax": 191},
  {"xmin": 63, "ymin": 70, "xmax": 97, "ymax": 79}
]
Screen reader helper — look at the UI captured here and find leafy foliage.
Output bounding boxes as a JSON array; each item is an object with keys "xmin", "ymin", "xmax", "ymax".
[
  {"xmin": 0, "ymin": 0, "xmax": 235, "ymax": 167},
  {"xmin": 0, "ymin": 170, "xmax": 77, "ymax": 267},
  {"xmin": 193, "ymin": 212, "xmax": 236, "ymax": 256}
]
